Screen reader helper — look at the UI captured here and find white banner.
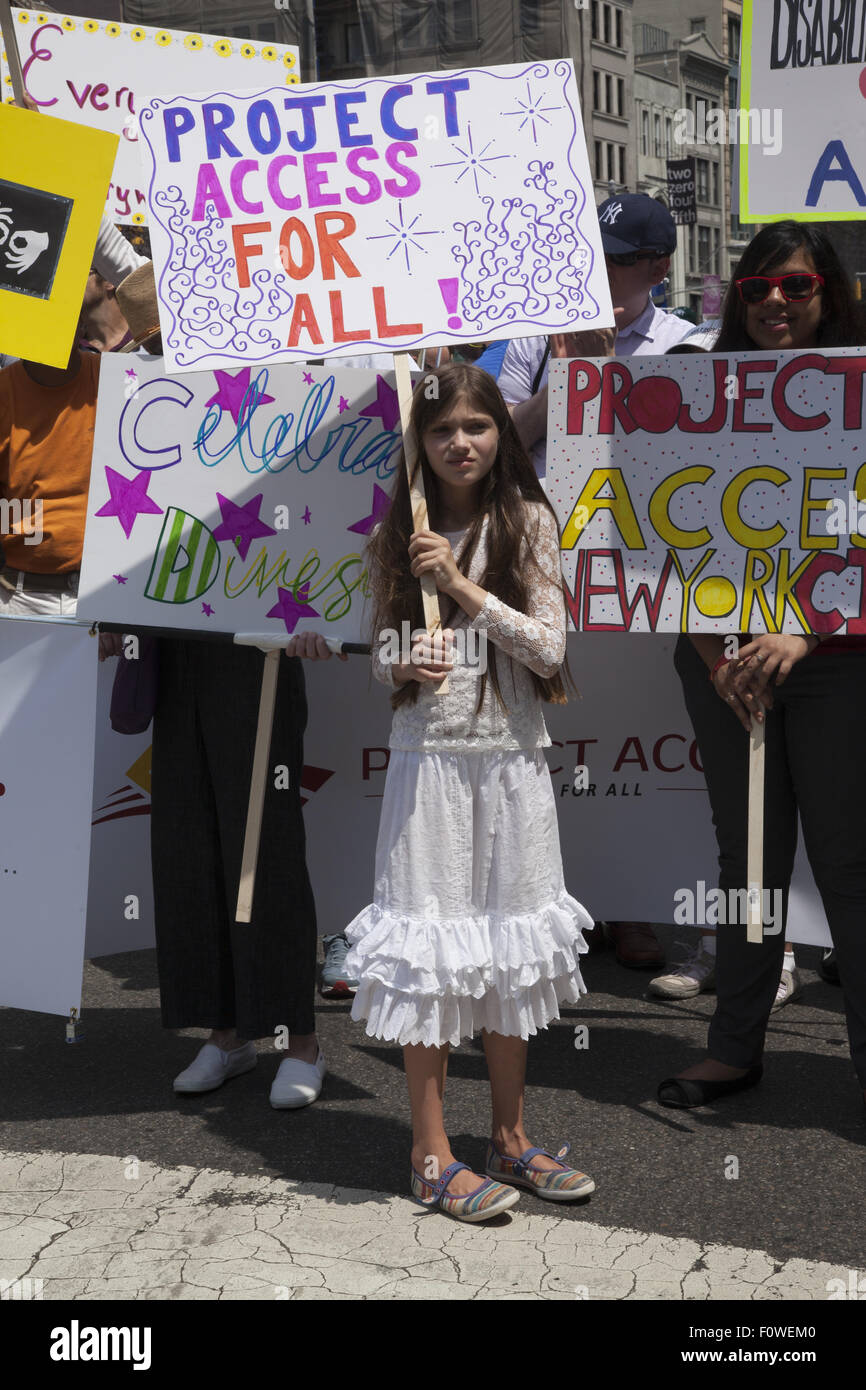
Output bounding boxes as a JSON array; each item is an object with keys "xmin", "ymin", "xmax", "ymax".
[
  {"xmin": 137, "ymin": 60, "xmax": 614, "ymax": 372},
  {"xmin": 0, "ymin": 618, "xmax": 96, "ymax": 1015},
  {"xmin": 740, "ymin": 0, "xmax": 866, "ymax": 221},
  {"xmin": 2, "ymin": 8, "xmax": 299, "ymax": 225}
]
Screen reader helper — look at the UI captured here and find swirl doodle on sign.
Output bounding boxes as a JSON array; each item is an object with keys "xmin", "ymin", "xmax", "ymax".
[{"xmin": 152, "ymin": 189, "xmax": 294, "ymax": 369}]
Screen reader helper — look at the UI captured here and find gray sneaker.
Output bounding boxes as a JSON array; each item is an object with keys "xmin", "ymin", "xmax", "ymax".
[
  {"xmin": 771, "ymin": 966, "xmax": 802, "ymax": 1012},
  {"xmin": 320, "ymin": 933, "xmax": 359, "ymax": 998},
  {"xmin": 649, "ymin": 945, "xmax": 716, "ymax": 999}
]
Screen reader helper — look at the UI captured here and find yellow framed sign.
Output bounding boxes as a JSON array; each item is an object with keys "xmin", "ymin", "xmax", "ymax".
[{"xmin": 0, "ymin": 103, "xmax": 118, "ymax": 366}]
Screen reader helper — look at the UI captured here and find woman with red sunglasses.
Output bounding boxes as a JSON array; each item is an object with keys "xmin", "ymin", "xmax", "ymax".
[{"xmin": 659, "ymin": 221, "xmax": 866, "ymax": 1113}]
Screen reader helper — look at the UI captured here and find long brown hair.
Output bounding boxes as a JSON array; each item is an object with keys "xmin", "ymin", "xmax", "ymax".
[{"xmin": 368, "ymin": 363, "xmax": 569, "ymax": 710}]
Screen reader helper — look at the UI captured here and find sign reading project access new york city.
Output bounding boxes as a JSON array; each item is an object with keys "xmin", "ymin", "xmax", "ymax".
[
  {"xmin": 545, "ymin": 349, "xmax": 866, "ymax": 634},
  {"xmin": 137, "ymin": 61, "xmax": 613, "ymax": 373}
]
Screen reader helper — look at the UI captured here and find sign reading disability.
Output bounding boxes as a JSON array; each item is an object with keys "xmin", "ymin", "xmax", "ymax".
[{"xmin": 137, "ymin": 61, "xmax": 613, "ymax": 374}]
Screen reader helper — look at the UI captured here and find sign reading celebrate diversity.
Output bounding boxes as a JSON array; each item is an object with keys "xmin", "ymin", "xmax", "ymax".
[
  {"xmin": 2, "ymin": 8, "xmax": 300, "ymax": 225},
  {"xmin": 545, "ymin": 349, "xmax": 866, "ymax": 634},
  {"xmin": 77, "ymin": 356, "xmax": 405, "ymax": 639},
  {"xmin": 740, "ymin": 0, "xmax": 866, "ymax": 221},
  {"xmin": 137, "ymin": 60, "xmax": 613, "ymax": 373}
]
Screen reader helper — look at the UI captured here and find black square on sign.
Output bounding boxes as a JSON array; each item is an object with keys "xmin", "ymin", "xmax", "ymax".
[{"xmin": 0, "ymin": 178, "xmax": 73, "ymax": 300}]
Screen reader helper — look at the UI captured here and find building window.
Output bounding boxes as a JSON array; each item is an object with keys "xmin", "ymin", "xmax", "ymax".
[
  {"xmin": 617, "ymin": 77, "xmax": 624, "ymax": 116},
  {"xmin": 696, "ymin": 158, "xmax": 709, "ymax": 202},
  {"xmin": 592, "ymin": 1, "xmax": 599, "ymax": 41},
  {"xmin": 711, "ymin": 162, "xmax": 719, "ymax": 206},
  {"xmin": 712, "ymin": 226, "xmax": 720, "ymax": 274},
  {"xmin": 728, "ymin": 17, "xmax": 741, "ymax": 63},
  {"xmin": 344, "ymin": 22, "xmax": 363, "ymax": 65},
  {"xmin": 443, "ymin": 1, "xmax": 478, "ymax": 45},
  {"xmin": 615, "ymin": 7, "xmax": 623, "ymax": 49},
  {"xmin": 593, "ymin": 70, "xmax": 601, "ymax": 110},
  {"xmin": 698, "ymin": 223, "xmax": 711, "ymax": 270},
  {"xmin": 688, "ymin": 223, "xmax": 696, "ymax": 272},
  {"xmin": 654, "ymin": 114, "xmax": 662, "ymax": 157},
  {"xmin": 602, "ymin": 4, "xmax": 611, "ymax": 45},
  {"xmin": 665, "ymin": 117, "xmax": 673, "ymax": 156},
  {"xmin": 605, "ymin": 73, "xmax": 613, "ymax": 111},
  {"xmin": 642, "ymin": 110, "xmax": 649, "ymax": 156},
  {"xmin": 690, "ymin": 18, "xmax": 707, "ymax": 34},
  {"xmin": 618, "ymin": 144, "xmax": 626, "ymax": 185},
  {"xmin": 595, "ymin": 140, "xmax": 603, "ymax": 180},
  {"xmin": 607, "ymin": 143, "xmax": 616, "ymax": 182},
  {"xmin": 520, "ymin": 0, "xmax": 542, "ymax": 34}
]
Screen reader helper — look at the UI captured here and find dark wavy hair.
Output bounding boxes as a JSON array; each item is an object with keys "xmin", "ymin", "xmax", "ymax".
[
  {"xmin": 716, "ymin": 221, "xmax": 865, "ymax": 351},
  {"xmin": 368, "ymin": 363, "xmax": 569, "ymax": 710}
]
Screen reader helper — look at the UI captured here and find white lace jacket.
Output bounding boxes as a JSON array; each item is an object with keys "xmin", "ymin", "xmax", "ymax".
[{"xmin": 373, "ymin": 502, "xmax": 567, "ymax": 751}]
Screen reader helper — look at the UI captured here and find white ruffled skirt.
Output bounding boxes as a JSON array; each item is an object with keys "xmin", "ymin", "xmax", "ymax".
[{"xmin": 345, "ymin": 749, "xmax": 591, "ymax": 1048}]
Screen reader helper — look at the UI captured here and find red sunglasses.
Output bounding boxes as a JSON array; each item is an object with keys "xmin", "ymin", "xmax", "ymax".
[{"xmin": 735, "ymin": 272, "xmax": 825, "ymax": 305}]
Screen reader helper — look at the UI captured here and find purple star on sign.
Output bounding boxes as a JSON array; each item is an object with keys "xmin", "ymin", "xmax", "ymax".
[
  {"xmin": 205, "ymin": 368, "xmax": 274, "ymax": 425},
  {"xmin": 113, "ymin": 574, "xmax": 128, "ymax": 584},
  {"xmin": 266, "ymin": 582, "xmax": 320, "ymax": 636},
  {"xmin": 95, "ymin": 467, "xmax": 163, "ymax": 539},
  {"xmin": 303, "ymin": 371, "xmax": 314, "ymax": 385},
  {"xmin": 359, "ymin": 375, "xmax": 401, "ymax": 433},
  {"xmin": 211, "ymin": 493, "xmax": 277, "ymax": 561},
  {"xmin": 348, "ymin": 484, "xmax": 391, "ymax": 536},
  {"xmin": 202, "ymin": 602, "xmax": 214, "ymax": 617},
  {"xmin": 338, "ymin": 395, "xmax": 349, "ymax": 413}
]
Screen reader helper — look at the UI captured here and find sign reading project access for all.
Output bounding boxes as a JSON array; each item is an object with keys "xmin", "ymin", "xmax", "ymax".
[
  {"xmin": 545, "ymin": 349, "xmax": 866, "ymax": 634},
  {"xmin": 76, "ymin": 355, "xmax": 406, "ymax": 640},
  {"xmin": 2, "ymin": 9, "xmax": 300, "ymax": 224},
  {"xmin": 137, "ymin": 60, "xmax": 613, "ymax": 373},
  {"xmin": 740, "ymin": 0, "xmax": 866, "ymax": 220}
]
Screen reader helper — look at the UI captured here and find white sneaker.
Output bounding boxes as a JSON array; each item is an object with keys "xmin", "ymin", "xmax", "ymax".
[
  {"xmin": 648, "ymin": 945, "xmax": 716, "ymax": 999},
  {"xmin": 173, "ymin": 1041, "xmax": 257, "ymax": 1093},
  {"xmin": 270, "ymin": 1048, "xmax": 326, "ymax": 1109},
  {"xmin": 771, "ymin": 967, "xmax": 802, "ymax": 1012}
]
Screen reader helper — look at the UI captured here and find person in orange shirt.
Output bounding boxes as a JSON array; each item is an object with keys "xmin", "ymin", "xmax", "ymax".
[{"xmin": 0, "ymin": 335, "xmax": 97, "ymax": 618}]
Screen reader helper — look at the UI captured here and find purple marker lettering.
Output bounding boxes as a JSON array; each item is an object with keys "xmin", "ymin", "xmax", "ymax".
[
  {"xmin": 304, "ymin": 152, "xmax": 341, "ymax": 208},
  {"xmin": 335, "ymin": 91, "xmax": 372, "ymax": 148},
  {"xmin": 345, "ymin": 148, "xmax": 382, "ymax": 205},
  {"xmin": 202, "ymin": 103, "xmax": 242, "ymax": 160},
  {"xmin": 380, "ymin": 84, "xmax": 417, "ymax": 141},
  {"xmin": 383, "ymin": 142, "xmax": 420, "ymax": 198},
  {"xmin": 192, "ymin": 163, "xmax": 232, "ymax": 221},
  {"xmin": 247, "ymin": 99, "xmax": 282, "ymax": 155},
  {"xmin": 425, "ymin": 78, "xmax": 470, "ymax": 137},
  {"xmin": 230, "ymin": 160, "xmax": 264, "ymax": 216},
  {"xmin": 163, "ymin": 105, "xmax": 195, "ymax": 162},
  {"xmin": 284, "ymin": 95, "xmax": 327, "ymax": 152},
  {"xmin": 22, "ymin": 24, "xmax": 61, "ymax": 108},
  {"xmin": 267, "ymin": 155, "xmax": 301, "ymax": 212}
]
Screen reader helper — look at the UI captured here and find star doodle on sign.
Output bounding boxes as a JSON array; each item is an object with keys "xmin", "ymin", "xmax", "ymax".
[
  {"xmin": 266, "ymin": 582, "xmax": 320, "ymax": 636},
  {"xmin": 359, "ymin": 375, "xmax": 401, "ymax": 433},
  {"xmin": 124, "ymin": 368, "xmax": 137, "ymax": 380},
  {"xmin": 211, "ymin": 493, "xmax": 277, "ymax": 561},
  {"xmin": 348, "ymin": 484, "xmax": 391, "ymax": 536},
  {"xmin": 202, "ymin": 602, "xmax": 214, "ymax": 617},
  {"xmin": 95, "ymin": 467, "xmax": 163, "ymax": 539},
  {"xmin": 205, "ymin": 368, "xmax": 274, "ymax": 425},
  {"xmin": 500, "ymin": 79, "xmax": 562, "ymax": 146},
  {"xmin": 366, "ymin": 199, "xmax": 442, "ymax": 274},
  {"xmin": 112, "ymin": 574, "xmax": 128, "ymax": 584},
  {"xmin": 303, "ymin": 371, "xmax": 314, "ymax": 385},
  {"xmin": 302, "ymin": 506, "xmax": 312, "ymax": 525},
  {"xmin": 338, "ymin": 395, "xmax": 349, "ymax": 413},
  {"xmin": 433, "ymin": 122, "xmax": 512, "ymax": 197}
]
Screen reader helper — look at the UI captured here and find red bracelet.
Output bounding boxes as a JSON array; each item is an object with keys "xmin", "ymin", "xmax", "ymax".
[{"xmin": 709, "ymin": 654, "xmax": 730, "ymax": 682}]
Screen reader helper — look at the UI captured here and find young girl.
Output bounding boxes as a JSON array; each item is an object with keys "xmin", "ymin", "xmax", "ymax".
[{"xmin": 344, "ymin": 364, "xmax": 594, "ymax": 1221}]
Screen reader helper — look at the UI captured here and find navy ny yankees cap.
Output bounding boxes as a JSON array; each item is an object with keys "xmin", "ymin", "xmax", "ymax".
[{"xmin": 596, "ymin": 194, "xmax": 678, "ymax": 256}]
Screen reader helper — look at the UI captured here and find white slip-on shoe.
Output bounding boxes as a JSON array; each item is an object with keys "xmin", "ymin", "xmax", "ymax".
[
  {"xmin": 771, "ymin": 967, "xmax": 803, "ymax": 1012},
  {"xmin": 270, "ymin": 1048, "xmax": 327, "ymax": 1109},
  {"xmin": 648, "ymin": 945, "xmax": 716, "ymax": 999},
  {"xmin": 173, "ymin": 1041, "xmax": 258, "ymax": 1094}
]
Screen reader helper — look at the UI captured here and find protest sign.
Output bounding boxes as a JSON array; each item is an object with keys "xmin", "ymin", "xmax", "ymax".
[
  {"xmin": 545, "ymin": 348, "xmax": 866, "ymax": 634},
  {"xmin": 136, "ymin": 60, "xmax": 613, "ymax": 374},
  {"xmin": 666, "ymin": 156, "xmax": 697, "ymax": 225},
  {"xmin": 77, "ymin": 355, "xmax": 404, "ymax": 640},
  {"xmin": 740, "ymin": 0, "xmax": 866, "ymax": 221},
  {"xmin": 0, "ymin": 103, "xmax": 117, "ymax": 367},
  {"xmin": 1, "ymin": 8, "xmax": 300, "ymax": 225},
  {"xmin": 0, "ymin": 618, "xmax": 96, "ymax": 1016}
]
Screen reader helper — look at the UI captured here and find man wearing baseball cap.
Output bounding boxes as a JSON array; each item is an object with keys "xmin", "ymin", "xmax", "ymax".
[{"xmin": 498, "ymin": 194, "xmax": 691, "ymax": 971}]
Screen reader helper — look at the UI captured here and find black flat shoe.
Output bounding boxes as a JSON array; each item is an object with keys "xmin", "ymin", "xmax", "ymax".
[
  {"xmin": 657, "ymin": 1064, "xmax": 763, "ymax": 1109},
  {"xmin": 820, "ymin": 948, "xmax": 841, "ymax": 985}
]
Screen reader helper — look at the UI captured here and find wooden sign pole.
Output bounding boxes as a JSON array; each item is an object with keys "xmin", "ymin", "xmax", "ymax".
[
  {"xmin": 0, "ymin": 1, "xmax": 26, "ymax": 105},
  {"xmin": 235, "ymin": 648, "xmax": 280, "ymax": 923},
  {"xmin": 393, "ymin": 351, "xmax": 449, "ymax": 693},
  {"xmin": 746, "ymin": 714, "xmax": 765, "ymax": 944}
]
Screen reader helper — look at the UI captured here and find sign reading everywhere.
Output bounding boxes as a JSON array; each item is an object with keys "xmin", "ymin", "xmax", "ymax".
[
  {"xmin": 0, "ymin": 103, "xmax": 118, "ymax": 367},
  {"xmin": 77, "ymin": 355, "xmax": 405, "ymax": 640},
  {"xmin": 1, "ymin": 9, "xmax": 300, "ymax": 225},
  {"xmin": 740, "ymin": 0, "xmax": 866, "ymax": 221},
  {"xmin": 137, "ymin": 60, "xmax": 614, "ymax": 373},
  {"xmin": 546, "ymin": 349, "xmax": 866, "ymax": 634}
]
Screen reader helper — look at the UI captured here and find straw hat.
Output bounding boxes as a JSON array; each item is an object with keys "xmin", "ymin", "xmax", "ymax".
[{"xmin": 115, "ymin": 262, "xmax": 162, "ymax": 352}]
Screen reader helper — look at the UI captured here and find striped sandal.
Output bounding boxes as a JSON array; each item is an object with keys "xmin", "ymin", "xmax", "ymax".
[
  {"xmin": 485, "ymin": 1141, "xmax": 595, "ymax": 1202},
  {"xmin": 410, "ymin": 1161, "xmax": 520, "ymax": 1223}
]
